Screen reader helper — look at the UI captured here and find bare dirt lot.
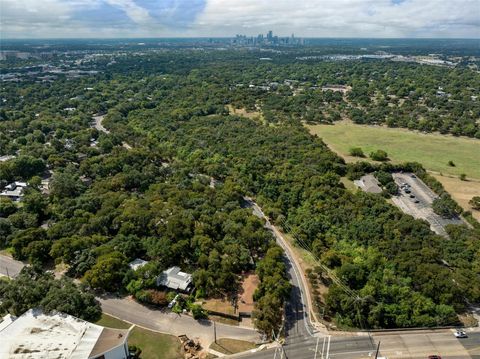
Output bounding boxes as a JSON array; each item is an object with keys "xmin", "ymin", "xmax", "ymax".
[
  {"xmin": 392, "ymin": 172, "xmax": 463, "ymax": 237},
  {"xmin": 238, "ymin": 273, "xmax": 259, "ymax": 314},
  {"xmin": 433, "ymin": 174, "xmax": 480, "ymax": 221},
  {"xmin": 227, "ymin": 105, "xmax": 264, "ymax": 122}
]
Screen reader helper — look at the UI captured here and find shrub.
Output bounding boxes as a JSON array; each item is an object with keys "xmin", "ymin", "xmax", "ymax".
[
  {"xmin": 469, "ymin": 196, "xmax": 480, "ymax": 211},
  {"xmin": 460, "ymin": 173, "xmax": 467, "ymax": 181},
  {"xmin": 191, "ymin": 304, "xmax": 208, "ymax": 320},
  {"xmin": 369, "ymin": 150, "xmax": 389, "ymax": 162},
  {"xmin": 129, "ymin": 345, "xmax": 142, "ymax": 359},
  {"xmin": 148, "ymin": 290, "xmax": 169, "ymax": 306},
  {"xmin": 448, "ymin": 160, "xmax": 455, "ymax": 167},
  {"xmin": 349, "ymin": 147, "xmax": 365, "ymax": 157}
]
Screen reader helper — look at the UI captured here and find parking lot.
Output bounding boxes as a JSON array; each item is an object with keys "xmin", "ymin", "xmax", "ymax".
[{"xmin": 392, "ymin": 172, "xmax": 463, "ymax": 237}]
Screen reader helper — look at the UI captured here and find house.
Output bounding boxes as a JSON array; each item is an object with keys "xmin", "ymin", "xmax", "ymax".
[
  {"xmin": 0, "ymin": 308, "xmax": 131, "ymax": 359},
  {"xmin": 157, "ymin": 266, "xmax": 192, "ymax": 292},
  {"xmin": 0, "ymin": 181, "xmax": 27, "ymax": 201},
  {"xmin": 128, "ymin": 258, "xmax": 149, "ymax": 271}
]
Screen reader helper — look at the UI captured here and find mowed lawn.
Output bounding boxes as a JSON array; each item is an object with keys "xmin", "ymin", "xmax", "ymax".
[
  {"xmin": 307, "ymin": 122, "xmax": 480, "ymax": 179},
  {"xmin": 96, "ymin": 314, "xmax": 183, "ymax": 359}
]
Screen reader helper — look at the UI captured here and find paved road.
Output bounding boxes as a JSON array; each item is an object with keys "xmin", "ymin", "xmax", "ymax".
[
  {"xmin": 99, "ymin": 295, "xmax": 261, "ymax": 348},
  {"xmin": 233, "ymin": 335, "xmax": 374, "ymax": 359},
  {"xmin": 243, "ymin": 197, "xmax": 319, "ymax": 340},
  {"xmin": 235, "ymin": 329, "xmax": 480, "ymax": 359},
  {"xmin": 0, "ymin": 254, "xmax": 25, "ymax": 278},
  {"xmin": 92, "ymin": 114, "xmax": 132, "ymax": 149},
  {"xmin": 92, "ymin": 114, "xmax": 110, "ymax": 134},
  {"xmin": 372, "ymin": 329, "xmax": 480, "ymax": 359}
]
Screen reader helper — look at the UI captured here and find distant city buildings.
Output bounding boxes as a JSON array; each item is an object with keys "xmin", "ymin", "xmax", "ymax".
[{"xmin": 232, "ymin": 30, "xmax": 304, "ymax": 46}]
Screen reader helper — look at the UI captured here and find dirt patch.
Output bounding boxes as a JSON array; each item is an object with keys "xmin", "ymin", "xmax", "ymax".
[
  {"xmin": 433, "ymin": 174, "xmax": 480, "ymax": 221},
  {"xmin": 238, "ymin": 273, "xmax": 259, "ymax": 314},
  {"xmin": 227, "ymin": 105, "xmax": 263, "ymax": 121}
]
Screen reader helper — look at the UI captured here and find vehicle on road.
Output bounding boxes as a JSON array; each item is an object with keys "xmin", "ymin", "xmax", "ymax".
[{"xmin": 454, "ymin": 330, "xmax": 468, "ymax": 338}]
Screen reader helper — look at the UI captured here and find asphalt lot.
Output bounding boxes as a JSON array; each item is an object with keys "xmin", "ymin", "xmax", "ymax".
[
  {"xmin": 392, "ymin": 172, "xmax": 463, "ymax": 237},
  {"xmin": 0, "ymin": 254, "xmax": 25, "ymax": 278}
]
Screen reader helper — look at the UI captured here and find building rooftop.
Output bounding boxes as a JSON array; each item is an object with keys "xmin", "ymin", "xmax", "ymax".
[
  {"xmin": 0, "ymin": 309, "xmax": 130, "ymax": 359},
  {"xmin": 0, "ymin": 181, "xmax": 28, "ymax": 200},
  {"xmin": 128, "ymin": 258, "xmax": 149, "ymax": 271},
  {"xmin": 157, "ymin": 266, "xmax": 192, "ymax": 291}
]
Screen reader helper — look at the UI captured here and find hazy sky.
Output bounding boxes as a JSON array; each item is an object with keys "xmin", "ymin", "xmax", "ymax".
[{"xmin": 1, "ymin": 0, "xmax": 479, "ymax": 39}]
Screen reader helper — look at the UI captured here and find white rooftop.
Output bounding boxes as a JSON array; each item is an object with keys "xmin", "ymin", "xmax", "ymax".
[
  {"xmin": 0, "ymin": 181, "xmax": 28, "ymax": 200},
  {"xmin": 157, "ymin": 266, "xmax": 192, "ymax": 291},
  {"xmin": 128, "ymin": 258, "xmax": 149, "ymax": 271},
  {"xmin": 0, "ymin": 309, "xmax": 129, "ymax": 359}
]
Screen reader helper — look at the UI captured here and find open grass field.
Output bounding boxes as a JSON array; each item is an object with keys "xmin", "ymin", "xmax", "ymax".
[
  {"xmin": 96, "ymin": 314, "xmax": 183, "ymax": 359},
  {"xmin": 307, "ymin": 121, "xmax": 480, "ymax": 179}
]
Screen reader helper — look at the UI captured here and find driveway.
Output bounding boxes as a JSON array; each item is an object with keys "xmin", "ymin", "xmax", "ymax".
[
  {"xmin": 98, "ymin": 295, "xmax": 262, "ymax": 347},
  {"xmin": 0, "ymin": 254, "xmax": 25, "ymax": 278}
]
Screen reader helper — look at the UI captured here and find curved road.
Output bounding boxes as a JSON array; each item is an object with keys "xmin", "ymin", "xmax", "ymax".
[{"xmin": 243, "ymin": 197, "xmax": 319, "ymax": 341}]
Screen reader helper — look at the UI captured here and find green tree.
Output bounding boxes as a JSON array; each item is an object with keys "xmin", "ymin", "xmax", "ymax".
[
  {"xmin": 432, "ymin": 195, "xmax": 462, "ymax": 218},
  {"xmin": 83, "ymin": 251, "xmax": 128, "ymax": 291}
]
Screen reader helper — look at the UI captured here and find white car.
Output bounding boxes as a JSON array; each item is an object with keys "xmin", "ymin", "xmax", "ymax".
[{"xmin": 454, "ymin": 330, "xmax": 468, "ymax": 338}]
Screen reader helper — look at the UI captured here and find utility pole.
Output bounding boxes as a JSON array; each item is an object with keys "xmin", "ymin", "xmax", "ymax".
[
  {"xmin": 374, "ymin": 341, "xmax": 381, "ymax": 359},
  {"xmin": 213, "ymin": 321, "xmax": 217, "ymax": 344}
]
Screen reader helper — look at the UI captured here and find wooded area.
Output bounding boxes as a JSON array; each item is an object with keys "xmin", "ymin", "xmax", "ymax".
[{"xmin": 1, "ymin": 48, "xmax": 479, "ymax": 332}]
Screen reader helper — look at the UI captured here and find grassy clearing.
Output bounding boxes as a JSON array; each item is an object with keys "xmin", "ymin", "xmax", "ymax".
[
  {"xmin": 227, "ymin": 105, "xmax": 265, "ymax": 123},
  {"xmin": 96, "ymin": 314, "xmax": 183, "ymax": 359},
  {"xmin": 210, "ymin": 338, "xmax": 256, "ymax": 355},
  {"xmin": 307, "ymin": 121, "xmax": 480, "ymax": 179}
]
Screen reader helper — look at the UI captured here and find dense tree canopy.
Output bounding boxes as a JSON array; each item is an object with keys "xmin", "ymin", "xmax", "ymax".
[{"xmin": 0, "ymin": 47, "xmax": 478, "ymax": 332}]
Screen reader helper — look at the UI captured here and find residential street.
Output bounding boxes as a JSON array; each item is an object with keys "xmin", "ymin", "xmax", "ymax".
[{"xmin": 98, "ymin": 295, "xmax": 262, "ymax": 347}]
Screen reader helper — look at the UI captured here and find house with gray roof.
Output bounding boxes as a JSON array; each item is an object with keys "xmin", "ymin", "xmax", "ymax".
[{"xmin": 157, "ymin": 266, "xmax": 192, "ymax": 292}]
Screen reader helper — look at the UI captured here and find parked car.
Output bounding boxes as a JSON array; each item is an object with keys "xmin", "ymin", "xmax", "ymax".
[{"xmin": 454, "ymin": 330, "xmax": 468, "ymax": 338}]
